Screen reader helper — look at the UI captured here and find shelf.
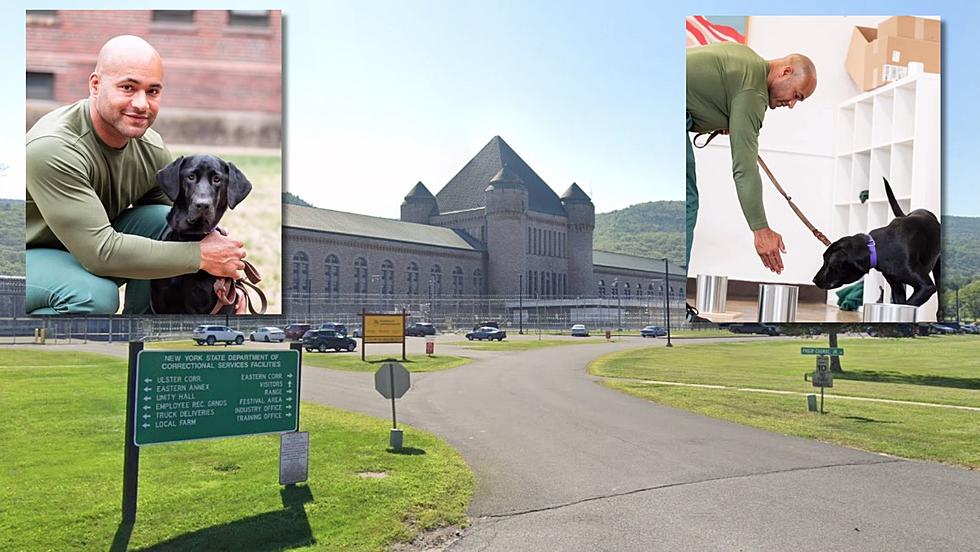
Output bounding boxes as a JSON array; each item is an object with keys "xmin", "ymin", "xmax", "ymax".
[
  {"xmin": 836, "ymin": 105, "xmax": 855, "ymax": 155},
  {"xmin": 889, "ymin": 141, "xmax": 913, "ymax": 198},
  {"xmin": 853, "ymin": 99, "xmax": 873, "ymax": 151},
  {"xmin": 893, "ymin": 82, "xmax": 916, "ymax": 141},
  {"xmin": 872, "ymin": 90, "xmax": 894, "ymax": 147},
  {"xmin": 869, "ymin": 147, "xmax": 891, "ymax": 201}
]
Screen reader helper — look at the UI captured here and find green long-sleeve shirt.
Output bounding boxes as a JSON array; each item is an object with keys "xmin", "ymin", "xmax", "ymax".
[
  {"xmin": 687, "ymin": 42, "xmax": 770, "ymax": 231},
  {"xmin": 26, "ymin": 99, "xmax": 200, "ymax": 279}
]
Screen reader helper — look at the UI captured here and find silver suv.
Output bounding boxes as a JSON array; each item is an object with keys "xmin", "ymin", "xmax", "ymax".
[{"xmin": 192, "ymin": 325, "xmax": 245, "ymax": 346}]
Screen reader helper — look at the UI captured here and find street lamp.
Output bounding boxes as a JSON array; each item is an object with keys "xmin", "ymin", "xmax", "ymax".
[
  {"xmin": 612, "ymin": 278, "xmax": 621, "ymax": 331},
  {"xmin": 662, "ymin": 258, "xmax": 672, "ymax": 347},
  {"xmin": 519, "ymin": 273, "xmax": 524, "ymax": 334}
]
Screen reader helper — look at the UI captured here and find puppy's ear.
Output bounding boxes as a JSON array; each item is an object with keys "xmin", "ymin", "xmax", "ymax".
[
  {"xmin": 156, "ymin": 156, "xmax": 185, "ymax": 202},
  {"xmin": 225, "ymin": 161, "xmax": 253, "ymax": 210}
]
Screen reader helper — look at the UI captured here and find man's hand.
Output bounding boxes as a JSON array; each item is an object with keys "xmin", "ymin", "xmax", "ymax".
[
  {"xmin": 200, "ymin": 231, "xmax": 246, "ymax": 279},
  {"xmin": 753, "ymin": 228, "xmax": 786, "ymax": 274}
]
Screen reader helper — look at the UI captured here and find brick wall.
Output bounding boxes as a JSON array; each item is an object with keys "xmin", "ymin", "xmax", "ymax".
[{"xmin": 26, "ymin": 10, "xmax": 281, "ymax": 113}]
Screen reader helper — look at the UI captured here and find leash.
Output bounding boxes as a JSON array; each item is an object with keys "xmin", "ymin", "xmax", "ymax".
[
  {"xmin": 211, "ymin": 259, "xmax": 268, "ymax": 315},
  {"xmin": 693, "ymin": 130, "xmax": 831, "ymax": 247}
]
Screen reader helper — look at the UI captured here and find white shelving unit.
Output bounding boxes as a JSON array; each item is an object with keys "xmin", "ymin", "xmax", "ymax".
[{"xmin": 831, "ymin": 73, "xmax": 941, "ymax": 321}]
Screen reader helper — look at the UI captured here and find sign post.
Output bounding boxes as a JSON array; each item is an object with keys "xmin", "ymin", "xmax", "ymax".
[
  {"xmin": 374, "ymin": 362, "xmax": 411, "ymax": 450},
  {"xmin": 122, "ymin": 341, "xmax": 142, "ymax": 524},
  {"xmin": 811, "ymin": 354, "xmax": 834, "ymax": 414}
]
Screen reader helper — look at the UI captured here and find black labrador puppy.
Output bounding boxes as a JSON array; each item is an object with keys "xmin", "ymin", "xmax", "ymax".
[
  {"xmin": 150, "ymin": 155, "xmax": 252, "ymax": 314},
  {"xmin": 813, "ymin": 178, "xmax": 940, "ymax": 308}
]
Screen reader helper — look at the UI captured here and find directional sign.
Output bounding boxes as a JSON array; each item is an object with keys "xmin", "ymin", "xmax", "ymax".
[
  {"xmin": 801, "ymin": 347, "xmax": 844, "ymax": 356},
  {"xmin": 812, "ymin": 355, "xmax": 834, "ymax": 388},
  {"xmin": 374, "ymin": 362, "xmax": 410, "ymax": 399},
  {"xmin": 135, "ymin": 350, "xmax": 299, "ymax": 446}
]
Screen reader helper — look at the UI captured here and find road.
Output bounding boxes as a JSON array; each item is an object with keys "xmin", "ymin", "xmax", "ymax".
[{"xmin": 300, "ymin": 335, "xmax": 980, "ymax": 551}]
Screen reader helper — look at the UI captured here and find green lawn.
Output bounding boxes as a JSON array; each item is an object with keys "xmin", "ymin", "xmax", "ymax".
[
  {"xmin": 591, "ymin": 336, "xmax": 980, "ymax": 468},
  {"xmin": 301, "ymin": 353, "xmax": 471, "ymax": 373},
  {"xmin": 0, "ymin": 350, "xmax": 473, "ymax": 551}
]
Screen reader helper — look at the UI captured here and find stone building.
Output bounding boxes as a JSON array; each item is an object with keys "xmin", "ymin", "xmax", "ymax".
[{"xmin": 282, "ymin": 136, "xmax": 685, "ymax": 309}]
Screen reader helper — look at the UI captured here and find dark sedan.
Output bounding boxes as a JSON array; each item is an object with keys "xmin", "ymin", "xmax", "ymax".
[
  {"xmin": 302, "ymin": 329, "xmax": 357, "ymax": 352},
  {"xmin": 465, "ymin": 327, "xmax": 507, "ymax": 341},
  {"xmin": 640, "ymin": 325, "xmax": 667, "ymax": 338}
]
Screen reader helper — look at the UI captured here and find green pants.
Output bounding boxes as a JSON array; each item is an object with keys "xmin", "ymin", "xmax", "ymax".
[
  {"xmin": 686, "ymin": 113, "xmax": 698, "ymax": 269},
  {"xmin": 26, "ymin": 204, "xmax": 171, "ymax": 315}
]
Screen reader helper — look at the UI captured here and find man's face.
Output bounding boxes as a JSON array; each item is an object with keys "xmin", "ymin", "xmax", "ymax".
[
  {"xmin": 768, "ymin": 69, "xmax": 815, "ymax": 110},
  {"xmin": 90, "ymin": 60, "xmax": 163, "ymax": 145}
]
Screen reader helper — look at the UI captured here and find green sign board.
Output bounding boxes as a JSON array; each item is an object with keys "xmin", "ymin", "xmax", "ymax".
[
  {"xmin": 800, "ymin": 347, "xmax": 844, "ymax": 356},
  {"xmin": 135, "ymin": 350, "xmax": 299, "ymax": 446}
]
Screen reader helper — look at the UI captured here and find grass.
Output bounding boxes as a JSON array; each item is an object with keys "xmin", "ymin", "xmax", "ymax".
[
  {"xmin": 301, "ymin": 354, "xmax": 471, "ymax": 373},
  {"xmin": 0, "ymin": 350, "xmax": 473, "ymax": 551},
  {"xmin": 175, "ymin": 151, "xmax": 282, "ymax": 314},
  {"xmin": 590, "ymin": 336, "xmax": 980, "ymax": 468}
]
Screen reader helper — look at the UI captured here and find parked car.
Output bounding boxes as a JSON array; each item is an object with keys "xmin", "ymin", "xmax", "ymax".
[
  {"xmin": 466, "ymin": 326, "xmax": 507, "ymax": 341},
  {"xmin": 640, "ymin": 325, "xmax": 667, "ymax": 338},
  {"xmin": 284, "ymin": 323, "xmax": 311, "ymax": 341},
  {"xmin": 318, "ymin": 322, "xmax": 349, "ymax": 335},
  {"xmin": 960, "ymin": 323, "xmax": 979, "ymax": 334},
  {"xmin": 350, "ymin": 326, "xmax": 362, "ymax": 338},
  {"xmin": 929, "ymin": 323, "xmax": 958, "ymax": 335},
  {"xmin": 726, "ymin": 323, "xmax": 781, "ymax": 336},
  {"xmin": 192, "ymin": 325, "xmax": 244, "ymax": 346},
  {"xmin": 570, "ymin": 324, "xmax": 589, "ymax": 337},
  {"xmin": 473, "ymin": 321, "xmax": 500, "ymax": 331},
  {"xmin": 406, "ymin": 322, "xmax": 437, "ymax": 337},
  {"xmin": 249, "ymin": 326, "xmax": 285, "ymax": 342},
  {"xmin": 302, "ymin": 329, "xmax": 357, "ymax": 352}
]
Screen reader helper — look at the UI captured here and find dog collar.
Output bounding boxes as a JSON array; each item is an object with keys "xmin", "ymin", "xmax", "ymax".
[{"xmin": 867, "ymin": 235, "xmax": 877, "ymax": 269}]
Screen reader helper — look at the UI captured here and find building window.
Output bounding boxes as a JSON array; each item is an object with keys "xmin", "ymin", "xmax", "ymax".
[
  {"xmin": 598, "ymin": 279, "xmax": 605, "ymax": 297},
  {"xmin": 291, "ymin": 252, "xmax": 309, "ymax": 292},
  {"xmin": 528, "ymin": 227, "xmax": 532, "ymax": 254},
  {"xmin": 563, "ymin": 273, "xmax": 567, "ymax": 297},
  {"xmin": 430, "ymin": 265, "xmax": 442, "ymax": 297},
  {"xmin": 381, "ymin": 260, "xmax": 394, "ymax": 295},
  {"xmin": 26, "ymin": 10, "xmax": 58, "ymax": 25},
  {"xmin": 324, "ymin": 254, "xmax": 339, "ymax": 295},
  {"xmin": 228, "ymin": 10, "xmax": 270, "ymax": 27},
  {"xmin": 406, "ymin": 262, "xmax": 419, "ymax": 295},
  {"xmin": 354, "ymin": 257, "xmax": 368, "ymax": 294},
  {"xmin": 473, "ymin": 269, "xmax": 484, "ymax": 295},
  {"xmin": 624, "ymin": 282, "xmax": 631, "ymax": 298},
  {"xmin": 26, "ymin": 72, "xmax": 54, "ymax": 100},
  {"xmin": 152, "ymin": 10, "xmax": 195, "ymax": 24},
  {"xmin": 452, "ymin": 267, "xmax": 464, "ymax": 297}
]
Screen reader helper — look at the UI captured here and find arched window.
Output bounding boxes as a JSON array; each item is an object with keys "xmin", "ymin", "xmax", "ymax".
[
  {"xmin": 452, "ymin": 267, "xmax": 464, "ymax": 297},
  {"xmin": 381, "ymin": 260, "xmax": 394, "ymax": 295},
  {"xmin": 324, "ymin": 254, "xmax": 339, "ymax": 295},
  {"xmin": 291, "ymin": 252, "xmax": 309, "ymax": 292},
  {"xmin": 354, "ymin": 257, "xmax": 368, "ymax": 294},
  {"xmin": 473, "ymin": 269, "xmax": 484, "ymax": 295},
  {"xmin": 624, "ymin": 282, "xmax": 631, "ymax": 298},
  {"xmin": 430, "ymin": 265, "xmax": 442, "ymax": 297},
  {"xmin": 406, "ymin": 262, "xmax": 419, "ymax": 295},
  {"xmin": 598, "ymin": 279, "xmax": 605, "ymax": 297},
  {"xmin": 636, "ymin": 282, "xmax": 642, "ymax": 298}
]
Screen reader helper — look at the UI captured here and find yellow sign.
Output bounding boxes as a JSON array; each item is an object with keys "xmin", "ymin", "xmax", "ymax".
[{"xmin": 363, "ymin": 314, "xmax": 405, "ymax": 344}]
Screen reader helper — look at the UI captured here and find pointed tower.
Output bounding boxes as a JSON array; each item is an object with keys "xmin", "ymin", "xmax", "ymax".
[
  {"xmin": 484, "ymin": 166, "xmax": 529, "ymax": 295},
  {"xmin": 561, "ymin": 183, "xmax": 595, "ymax": 296},
  {"xmin": 400, "ymin": 181, "xmax": 438, "ymax": 224}
]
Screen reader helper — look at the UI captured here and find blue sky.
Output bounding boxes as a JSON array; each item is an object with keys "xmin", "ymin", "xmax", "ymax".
[{"xmin": 2, "ymin": 1, "xmax": 978, "ymax": 217}]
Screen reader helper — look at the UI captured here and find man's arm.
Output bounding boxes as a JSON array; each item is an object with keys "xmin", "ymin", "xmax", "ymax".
[
  {"xmin": 730, "ymin": 91, "xmax": 786, "ymax": 274},
  {"xmin": 27, "ymin": 136, "xmax": 200, "ymax": 279}
]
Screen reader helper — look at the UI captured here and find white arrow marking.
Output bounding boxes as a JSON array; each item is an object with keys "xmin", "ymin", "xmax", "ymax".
[
  {"xmin": 144, "ymin": 378, "xmax": 152, "ymax": 383},
  {"xmin": 143, "ymin": 405, "xmax": 151, "ymax": 411},
  {"xmin": 142, "ymin": 423, "xmax": 150, "ymax": 428},
  {"xmin": 143, "ymin": 396, "xmax": 151, "ymax": 402},
  {"xmin": 143, "ymin": 387, "xmax": 152, "ymax": 392},
  {"xmin": 143, "ymin": 414, "xmax": 150, "ymax": 419}
]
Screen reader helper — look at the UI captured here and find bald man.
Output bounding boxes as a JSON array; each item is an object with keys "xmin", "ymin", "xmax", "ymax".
[
  {"xmin": 26, "ymin": 35, "xmax": 246, "ymax": 314},
  {"xmin": 686, "ymin": 42, "xmax": 817, "ymax": 279}
]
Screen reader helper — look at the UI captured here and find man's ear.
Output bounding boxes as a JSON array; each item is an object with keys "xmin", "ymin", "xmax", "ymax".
[
  {"xmin": 89, "ymin": 72, "xmax": 100, "ymax": 97},
  {"xmin": 155, "ymin": 156, "xmax": 185, "ymax": 202},
  {"xmin": 225, "ymin": 161, "xmax": 252, "ymax": 209}
]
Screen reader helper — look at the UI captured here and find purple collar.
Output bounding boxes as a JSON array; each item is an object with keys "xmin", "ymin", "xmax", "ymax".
[{"xmin": 867, "ymin": 235, "xmax": 877, "ymax": 269}]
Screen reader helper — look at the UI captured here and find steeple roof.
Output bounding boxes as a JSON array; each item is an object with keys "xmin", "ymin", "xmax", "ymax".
[
  {"xmin": 434, "ymin": 136, "xmax": 566, "ymax": 216},
  {"xmin": 560, "ymin": 182, "xmax": 591, "ymax": 203},
  {"xmin": 404, "ymin": 181, "xmax": 436, "ymax": 201}
]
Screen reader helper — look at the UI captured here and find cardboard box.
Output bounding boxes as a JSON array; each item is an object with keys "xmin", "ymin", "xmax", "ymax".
[
  {"xmin": 877, "ymin": 16, "xmax": 940, "ymax": 42},
  {"xmin": 845, "ymin": 18, "xmax": 941, "ymax": 91}
]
